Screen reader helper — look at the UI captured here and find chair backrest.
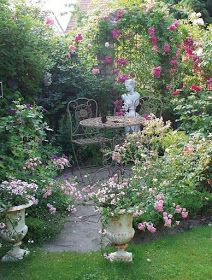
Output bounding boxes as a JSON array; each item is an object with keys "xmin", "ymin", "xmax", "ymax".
[
  {"xmin": 137, "ymin": 96, "xmax": 163, "ymax": 118},
  {"xmin": 67, "ymin": 98, "xmax": 98, "ymax": 138}
]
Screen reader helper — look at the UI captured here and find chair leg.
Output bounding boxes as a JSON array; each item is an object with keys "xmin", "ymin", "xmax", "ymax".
[{"xmin": 71, "ymin": 143, "xmax": 85, "ymax": 182}]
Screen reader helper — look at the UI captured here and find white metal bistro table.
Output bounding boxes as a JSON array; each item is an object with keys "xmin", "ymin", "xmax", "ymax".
[{"xmin": 80, "ymin": 116, "xmax": 145, "ymax": 129}]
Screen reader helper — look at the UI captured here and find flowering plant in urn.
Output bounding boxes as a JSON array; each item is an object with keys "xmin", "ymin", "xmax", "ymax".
[
  {"xmin": 0, "ymin": 180, "xmax": 37, "ymax": 262},
  {"xmin": 86, "ymin": 174, "xmax": 143, "ymax": 262}
]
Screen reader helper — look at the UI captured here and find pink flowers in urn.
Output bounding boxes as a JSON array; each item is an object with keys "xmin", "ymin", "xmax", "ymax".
[{"xmin": 152, "ymin": 66, "xmax": 161, "ymax": 78}]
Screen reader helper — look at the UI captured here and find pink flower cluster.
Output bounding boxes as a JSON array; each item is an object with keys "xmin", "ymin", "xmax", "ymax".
[
  {"xmin": 47, "ymin": 203, "xmax": 56, "ymax": 214},
  {"xmin": 23, "ymin": 157, "xmax": 42, "ymax": 171},
  {"xmin": 163, "ymin": 43, "xmax": 170, "ymax": 54},
  {"xmin": 154, "ymin": 193, "xmax": 164, "ymax": 212},
  {"xmin": 175, "ymin": 205, "xmax": 188, "ymax": 219},
  {"xmin": 167, "ymin": 20, "xmax": 179, "ymax": 31},
  {"xmin": 74, "ymin": 34, "xmax": 83, "ymax": 43},
  {"xmin": 117, "ymin": 74, "xmax": 130, "ymax": 83},
  {"xmin": 138, "ymin": 222, "xmax": 156, "ymax": 233},
  {"xmin": 61, "ymin": 181, "xmax": 83, "ymax": 201},
  {"xmin": 112, "ymin": 29, "xmax": 121, "ymax": 40},
  {"xmin": 92, "ymin": 68, "xmax": 100, "ymax": 75},
  {"xmin": 52, "ymin": 156, "xmax": 70, "ymax": 170},
  {"xmin": 116, "ymin": 58, "xmax": 128, "ymax": 65},
  {"xmin": 43, "ymin": 188, "xmax": 52, "ymax": 199},
  {"xmin": 45, "ymin": 17, "xmax": 54, "ymax": 26},
  {"xmin": 69, "ymin": 45, "xmax": 77, "ymax": 53},
  {"xmin": 148, "ymin": 26, "xmax": 158, "ymax": 46},
  {"xmin": 104, "ymin": 55, "xmax": 113, "ymax": 64},
  {"xmin": 114, "ymin": 99, "xmax": 124, "ymax": 116},
  {"xmin": 152, "ymin": 66, "xmax": 161, "ymax": 78}
]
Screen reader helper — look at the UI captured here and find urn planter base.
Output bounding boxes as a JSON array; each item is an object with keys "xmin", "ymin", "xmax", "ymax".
[
  {"xmin": 105, "ymin": 213, "xmax": 135, "ymax": 263},
  {"xmin": 1, "ymin": 243, "xmax": 29, "ymax": 262}
]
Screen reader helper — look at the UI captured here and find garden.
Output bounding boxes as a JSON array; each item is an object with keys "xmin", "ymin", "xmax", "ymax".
[{"xmin": 0, "ymin": 0, "xmax": 211, "ymax": 279}]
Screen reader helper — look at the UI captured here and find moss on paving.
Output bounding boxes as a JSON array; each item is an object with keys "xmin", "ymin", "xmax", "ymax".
[{"xmin": 0, "ymin": 226, "xmax": 211, "ymax": 280}]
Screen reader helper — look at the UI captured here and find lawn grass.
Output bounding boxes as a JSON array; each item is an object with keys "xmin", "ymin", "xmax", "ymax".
[{"xmin": 0, "ymin": 226, "xmax": 211, "ymax": 280}]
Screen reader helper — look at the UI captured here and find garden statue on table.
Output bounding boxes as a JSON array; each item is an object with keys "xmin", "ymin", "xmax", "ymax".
[{"xmin": 122, "ymin": 79, "xmax": 141, "ymax": 133}]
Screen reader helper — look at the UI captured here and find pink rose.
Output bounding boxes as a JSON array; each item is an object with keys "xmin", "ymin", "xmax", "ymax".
[
  {"xmin": 74, "ymin": 34, "xmax": 83, "ymax": 43},
  {"xmin": 112, "ymin": 29, "xmax": 121, "ymax": 40},
  {"xmin": 182, "ymin": 211, "xmax": 188, "ymax": 219},
  {"xmin": 116, "ymin": 58, "xmax": 128, "ymax": 65},
  {"xmin": 69, "ymin": 45, "xmax": 77, "ymax": 52},
  {"xmin": 138, "ymin": 223, "xmax": 146, "ymax": 231},
  {"xmin": 92, "ymin": 68, "xmax": 100, "ymax": 75},
  {"xmin": 150, "ymin": 36, "xmax": 158, "ymax": 44},
  {"xmin": 163, "ymin": 43, "xmax": 170, "ymax": 54},
  {"xmin": 147, "ymin": 224, "xmax": 157, "ymax": 233},
  {"xmin": 152, "ymin": 45, "xmax": 159, "ymax": 53},
  {"xmin": 148, "ymin": 27, "xmax": 155, "ymax": 36},
  {"xmin": 172, "ymin": 89, "xmax": 181, "ymax": 96},
  {"xmin": 104, "ymin": 55, "xmax": 113, "ymax": 64},
  {"xmin": 152, "ymin": 66, "xmax": 161, "ymax": 78},
  {"xmin": 46, "ymin": 17, "xmax": 54, "ymax": 26}
]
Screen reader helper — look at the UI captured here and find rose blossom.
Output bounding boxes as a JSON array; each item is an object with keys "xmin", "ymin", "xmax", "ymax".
[
  {"xmin": 92, "ymin": 68, "xmax": 100, "ymax": 75},
  {"xmin": 148, "ymin": 27, "xmax": 155, "ymax": 36},
  {"xmin": 163, "ymin": 43, "xmax": 170, "ymax": 54},
  {"xmin": 69, "ymin": 45, "xmax": 77, "ymax": 52},
  {"xmin": 104, "ymin": 55, "xmax": 113, "ymax": 64},
  {"xmin": 172, "ymin": 89, "xmax": 181, "ymax": 96},
  {"xmin": 152, "ymin": 66, "xmax": 161, "ymax": 78},
  {"xmin": 112, "ymin": 29, "xmax": 121, "ymax": 40},
  {"xmin": 190, "ymin": 84, "xmax": 201, "ymax": 92},
  {"xmin": 74, "ymin": 34, "xmax": 83, "ymax": 43},
  {"xmin": 45, "ymin": 17, "xmax": 54, "ymax": 26}
]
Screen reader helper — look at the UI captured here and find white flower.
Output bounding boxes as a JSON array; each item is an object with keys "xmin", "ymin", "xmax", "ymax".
[
  {"xmin": 193, "ymin": 18, "xmax": 204, "ymax": 25},
  {"xmin": 105, "ymin": 42, "xmax": 110, "ymax": 48}
]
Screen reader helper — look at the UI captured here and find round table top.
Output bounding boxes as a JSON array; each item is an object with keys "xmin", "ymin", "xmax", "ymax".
[{"xmin": 80, "ymin": 116, "xmax": 145, "ymax": 128}]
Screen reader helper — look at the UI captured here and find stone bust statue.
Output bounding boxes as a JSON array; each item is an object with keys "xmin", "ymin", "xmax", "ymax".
[{"xmin": 121, "ymin": 79, "xmax": 141, "ymax": 133}]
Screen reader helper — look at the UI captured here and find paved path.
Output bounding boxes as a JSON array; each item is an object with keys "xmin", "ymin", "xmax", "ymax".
[{"xmin": 43, "ymin": 167, "xmax": 113, "ymax": 253}]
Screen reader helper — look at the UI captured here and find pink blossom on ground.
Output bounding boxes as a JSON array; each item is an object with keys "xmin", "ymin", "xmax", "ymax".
[
  {"xmin": 152, "ymin": 66, "xmax": 161, "ymax": 78},
  {"xmin": 92, "ymin": 68, "xmax": 100, "ymax": 75},
  {"xmin": 112, "ymin": 29, "xmax": 121, "ymax": 40},
  {"xmin": 74, "ymin": 34, "xmax": 83, "ymax": 43},
  {"xmin": 163, "ymin": 43, "xmax": 170, "ymax": 54}
]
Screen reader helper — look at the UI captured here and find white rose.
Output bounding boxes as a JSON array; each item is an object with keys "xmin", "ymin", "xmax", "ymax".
[{"xmin": 105, "ymin": 42, "xmax": 110, "ymax": 48}]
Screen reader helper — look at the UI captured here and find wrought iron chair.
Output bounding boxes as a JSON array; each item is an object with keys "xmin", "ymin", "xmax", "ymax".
[{"xmin": 67, "ymin": 98, "xmax": 112, "ymax": 176}]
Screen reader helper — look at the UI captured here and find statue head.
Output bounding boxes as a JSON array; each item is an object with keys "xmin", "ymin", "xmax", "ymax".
[{"xmin": 124, "ymin": 79, "xmax": 136, "ymax": 93}]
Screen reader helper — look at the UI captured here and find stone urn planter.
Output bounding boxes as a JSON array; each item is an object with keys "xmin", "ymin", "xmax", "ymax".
[
  {"xmin": 105, "ymin": 212, "xmax": 135, "ymax": 262},
  {"xmin": 0, "ymin": 201, "xmax": 33, "ymax": 262}
]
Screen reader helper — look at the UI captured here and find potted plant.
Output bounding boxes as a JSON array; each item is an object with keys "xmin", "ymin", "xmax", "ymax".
[
  {"xmin": 0, "ymin": 180, "xmax": 38, "ymax": 262},
  {"xmin": 86, "ymin": 173, "xmax": 143, "ymax": 262}
]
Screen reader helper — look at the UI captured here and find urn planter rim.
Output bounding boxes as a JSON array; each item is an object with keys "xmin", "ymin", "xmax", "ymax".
[{"xmin": 4, "ymin": 201, "xmax": 33, "ymax": 212}]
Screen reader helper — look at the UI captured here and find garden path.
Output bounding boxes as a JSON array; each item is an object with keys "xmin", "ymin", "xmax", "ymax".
[{"xmin": 43, "ymin": 167, "xmax": 111, "ymax": 253}]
